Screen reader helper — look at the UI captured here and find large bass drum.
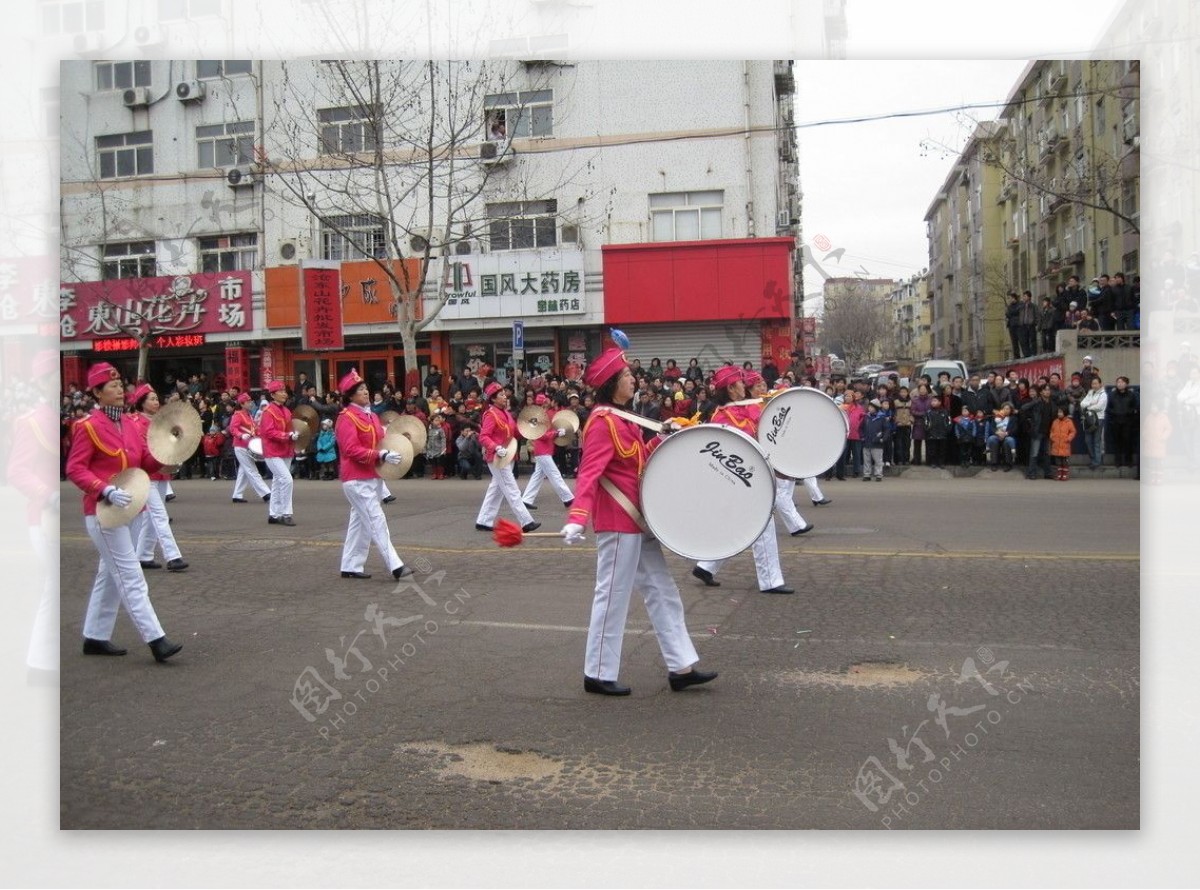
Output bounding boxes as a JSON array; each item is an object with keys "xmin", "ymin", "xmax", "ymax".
[
  {"xmin": 640, "ymin": 424, "xmax": 775, "ymax": 562},
  {"xmin": 756, "ymin": 386, "xmax": 848, "ymax": 480}
]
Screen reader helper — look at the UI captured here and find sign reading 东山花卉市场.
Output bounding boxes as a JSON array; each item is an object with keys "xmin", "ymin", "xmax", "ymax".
[
  {"xmin": 431, "ymin": 251, "xmax": 585, "ymax": 320},
  {"xmin": 59, "ymin": 271, "xmax": 252, "ymax": 342}
]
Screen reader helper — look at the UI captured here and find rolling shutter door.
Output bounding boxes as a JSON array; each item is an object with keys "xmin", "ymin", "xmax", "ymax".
[{"xmin": 619, "ymin": 322, "xmax": 763, "ymax": 375}]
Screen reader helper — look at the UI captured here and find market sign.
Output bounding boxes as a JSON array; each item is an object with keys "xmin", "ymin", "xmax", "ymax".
[
  {"xmin": 59, "ymin": 271, "xmax": 252, "ymax": 342},
  {"xmin": 429, "ymin": 250, "xmax": 585, "ymax": 321}
]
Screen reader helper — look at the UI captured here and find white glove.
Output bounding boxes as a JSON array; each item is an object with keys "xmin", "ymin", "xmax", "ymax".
[
  {"xmin": 240, "ymin": 433, "xmax": 250, "ymax": 441},
  {"xmin": 561, "ymin": 522, "xmax": 585, "ymax": 544},
  {"xmin": 495, "ymin": 446, "xmax": 508, "ymax": 458},
  {"xmin": 102, "ymin": 486, "xmax": 132, "ymax": 508},
  {"xmin": 289, "ymin": 431, "xmax": 300, "ymax": 440},
  {"xmin": 382, "ymin": 450, "xmax": 404, "ymax": 465},
  {"xmin": 556, "ymin": 428, "xmax": 568, "ymax": 437}
]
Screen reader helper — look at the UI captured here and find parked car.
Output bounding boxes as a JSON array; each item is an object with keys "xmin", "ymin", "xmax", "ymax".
[{"xmin": 914, "ymin": 359, "xmax": 969, "ymax": 384}]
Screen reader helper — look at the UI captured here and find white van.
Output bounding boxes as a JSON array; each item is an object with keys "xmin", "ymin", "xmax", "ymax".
[{"xmin": 914, "ymin": 359, "xmax": 969, "ymax": 384}]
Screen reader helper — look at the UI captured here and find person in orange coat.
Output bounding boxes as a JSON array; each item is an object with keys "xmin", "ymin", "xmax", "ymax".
[
  {"xmin": 1048, "ymin": 406, "xmax": 1077, "ymax": 480},
  {"xmin": 65, "ymin": 362, "xmax": 182, "ymax": 663},
  {"xmin": 561, "ymin": 347, "xmax": 716, "ymax": 697}
]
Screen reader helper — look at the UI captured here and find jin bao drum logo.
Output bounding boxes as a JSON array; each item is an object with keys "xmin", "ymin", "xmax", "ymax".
[
  {"xmin": 764, "ymin": 405, "xmax": 791, "ymax": 446},
  {"xmin": 699, "ymin": 441, "xmax": 755, "ymax": 487}
]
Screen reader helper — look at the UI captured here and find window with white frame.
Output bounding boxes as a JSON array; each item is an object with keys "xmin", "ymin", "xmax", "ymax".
[
  {"xmin": 483, "ymin": 90, "xmax": 553, "ymax": 140},
  {"xmin": 196, "ymin": 121, "xmax": 255, "ymax": 169},
  {"xmin": 650, "ymin": 191, "xmax": 724, "ymax": 241},
  {"xmin": 97, "ymin": 131, "xmax": 153, "ymax": 179},
  {"xmin": 199, "ymin": 234, "xmax": 258, "ymax": 272},
  {"xmin": 102, "ymin": 241, "xmax": 156, "ymax": 280},
  {"xmin": 321, "ymin": 214, "xmax": 387, "ymax": 261},
  {"xmin": 486, "ymin": 200, "xmax": 557, "ymax": 251},
  {"xmin": 157, "ymin": 0, "xmax": 221, "ymax": 19},
  {"xmin": 196, "ymin": 60, "xmax": 252, "ymax": 79},
  {"xmin": 41, "ymin": 0, "xmax": 105, "ymax": 35},
  {"xmin": 318, "ymin": 105, "xmax": 379, "ymax": 154},
  {"xmin": 95, "ymin": 60, "xmax": 151, "ymax": 91}
]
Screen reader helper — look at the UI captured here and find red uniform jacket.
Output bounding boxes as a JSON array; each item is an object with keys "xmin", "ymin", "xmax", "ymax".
[
  {"xmin": 335, "ymin": 404, "xmax": 385, "ymax": 482},
  {"xmin": 259, "ymin": 402, "xmax": 294, "ymax": 459},
  {"xmin": 126, "ymin": 412, "xmax": 172, "ymax": 481},
  {"xmin": 66, "ymin": 407, "xmax": 162, "ymax": 516},
  {"xmin": 230, "ymin": 408, "xmax": 257, "ymax": 449},
  {"xmin": 530, "ymin": 408, "xmax": 561, "ymax": 457},
  {"xmin": 568, "ymin": 406, "xmax": 660, "ymax": 534},
  {"xmin": 7, "ymin": 402, "xmax": 58, "ymax": 526},
  {"xmin": 709, "ymin": 401, "xmax": 761, "ymax": 436},
  {"xmin": 479, "ymin": 404, "xmax": 516, "ymax": 463}
]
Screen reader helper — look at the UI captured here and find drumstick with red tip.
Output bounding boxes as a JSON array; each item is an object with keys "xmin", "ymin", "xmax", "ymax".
[{"xmin": 492, "ymin": 518, "xmax": 564, "ymax": 548}]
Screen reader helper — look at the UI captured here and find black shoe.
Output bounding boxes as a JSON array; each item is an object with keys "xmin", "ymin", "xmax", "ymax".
[
  {"xmin": 140, "ymin": 560, "xmax": 162, "ymax": 570},
  {"xmin": 522, "ymin": 521, "xmax": 541, "ymax": 533},
  {"xmin": 811, "ymin": 498, "xmax": 832, "ymax": 506},
  {"xmin": 523, "ymin": 503, "xmax": 537, "ymax": 511},
  {"xmin": 231, "ymin": 497, "xmax": 247, "ymax": 503},
  {"xmin": 475, "ymin": 523, "xmax": 494, "ymax": 532},
  {"xmin": 164, "ymin": 493, "xmax": 176, "ymax": 502},
  {"xmin": 691, "ymin": 566, "xmax": 720, "ymax": 587},
  {"xmin": 268, "ymin": 516, "xmax": 280, "ymax": 524},
  {"xmin": 861, "ymin": 476, "xmax": 871, "ymax": 482},
  {"xmin": 990, "ymin": 466, "xmax": 998, "ymax": 472},
  {"xmin": 668, "ymin": 668, "xmax": 718, "ymax": 692},
  {"xmin": 262, "ymin": 494, "xmax": 271, "ymax": 502},
  {"xmin": 341, "ymin": 571, "xmax": 372, "ymax": 579},
  {"xmin": 584, "ymin": 676, "xmax": 631, "ymax": 696},
  {"xmin": 392, "ymin": 565, "xmax": 415, "ymax": 580},
  {"xmin": 563, "ymin": 498, "xmax": 574, "ymax": 508},
  {"xmin": 83, "ymin": 638, "xmax": 127, "ymax": 656},
  {"xmin": 382, "ymin": 495, "xmax": 396, "ymax": 505},
  {"xmin": 761, "ymin": 584, "xmax": 795, "ymax": 594},
  {"xmin": 791, "ymin": 523, "xmax": 815, "ymax": 536},
  {"xmin": 1003, "ymin": 465, "xmax": 1013, "ymax": 472},
  {"xmin": 148, "ymin": 635, "xmax": 182, "ymax": 662},
  {"xmin": 280, "ymin": 516, "xmax": 295, "ymax": 526},
  {"xmin": 166, "ymin": 558, "xmax": 188, "ymax": 571}
]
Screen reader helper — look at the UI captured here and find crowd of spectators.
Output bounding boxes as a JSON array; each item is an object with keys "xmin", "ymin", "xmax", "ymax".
[{"xmin": 1004, "ymin": 272, "xmax": 1139, "ymax": 360}]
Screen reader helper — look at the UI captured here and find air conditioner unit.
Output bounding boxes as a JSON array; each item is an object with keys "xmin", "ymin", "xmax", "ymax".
[
  {"xmin": 175, "ymin": 80, "xmax": 206, "ymax": 102},
  {"xmin": 777, "ymin": 209, "xmax": 792, "ymax": 229},
  {"xmin": 560, "ymin": 225, "xmax": 579, "ymax": 244},
  {"xmin": 278, "ymin": 239, "xmax": 306, "ymax": 263},
  {"xmin": 454, "ymin": 240, "xmax": 473, "ymax": 255},
  {"xmin": 226, "ymin": 166, "xmax": 257, "ymax": 188},
  {"xmin": 409, "ymin": 229, "xmax": 433, "ymax": 252},
  {"xmin": 122, "ymin": 87, "xmax": 152, "ymax": 108},
  {"xmin": 480, "ymin": 141, "xmax": 511, "ymax": 166},
  {"xmin": 133, "ymin": 23, "xmax": 166, "ymax": 47},
  {"xmin": 1047, "ymin": 246, "xmax": 1060, "ymax": 261}
]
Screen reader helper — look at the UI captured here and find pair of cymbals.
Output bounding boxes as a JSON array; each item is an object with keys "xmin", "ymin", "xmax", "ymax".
[
  {"xmin": 377, "ymin": 429, "xmax": 415, "ymax": 480},
  {"xmin": 294, "ymin": 404, "xmax": 321, "ymax": 438},
  {"xmin": 379, "ymin": 409, "xmax": 403, "ymax": 427},
  {"xmin": 388, "ymin": 414, "xmax": 427, "ymax": 453},
  {"xmin": 147, "ymin": 402, "xmax": 203, "ymax": 466},
  {"xmin": 292, "ymin": 418, "xmax": 314, "ymax": 452},
  {"xmin": 96, "ymin": 468, "xmax": 151, "ymax": 529},
  {"xmin": 491, "ymin": 436, "xmax": 518, "ymax": 469},
  {"xmin": 517, "ymin": 405, "xmax": 550, "ymax": 441}
]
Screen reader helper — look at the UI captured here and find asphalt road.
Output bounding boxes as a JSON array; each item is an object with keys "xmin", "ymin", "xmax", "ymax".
[{"xmin": 56, "ymin": 467, "xmax": 1139, "ymax": 830}]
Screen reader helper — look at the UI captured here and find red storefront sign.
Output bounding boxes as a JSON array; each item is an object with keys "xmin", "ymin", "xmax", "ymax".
[
  {"xmin": 225, "ymin": 346, "xmax": 249, "ymax": 392},
  {"xmin": 59, "ymin": 271, "xmax": 252, "ymax": 342},
  {"xmin": 300, "ymin": 262, "xmax": 344, "ymax": 351},
  {"xmin": 759, "ymin": 320, "xmax": 794, "ymax": 369}
]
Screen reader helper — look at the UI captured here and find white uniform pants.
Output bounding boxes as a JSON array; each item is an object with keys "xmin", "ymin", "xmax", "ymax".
[
  {"xmin": 266, "ymin": 456, "xmax": 294, "ymax": 517},
  {"xmin": 137, "ymin": 481, "xmax": 182, "ymax": 562},
  {"xmin": 772, "ymin": 477, "xmax": 810, "ymax": 535},
  {"xmin": 381, "ymin": 482, "xmax": 393, "ymax": 500},
  {"xmin": 522, "ymin": 454, "xmax": 573, "ymax": 506},
  {"xmin": 26, "ymin": 519, "xmax": 59, "ymax": 672},
  {"xmin": 696, "ymin": 516, "xmax": 785, "ymax": 591},
  {"xmin": 585, "ymin": 532, "xmax": 700, "ymax": 681},
  {"xmin": 232, "ymin": 447, "xmax": 271, "ymax": 499},
  {"xmin": 83, "ymin": 513, "xmax": 165, "ymax": 643},
  {"xmin": 475, "ymin": 463, "xmax": 534, "ymax": 527},
  {"xmin": 340, "ymin": 478, "xmax": 404, "ymax": 574},
  {"xmin": 802, "ymin": 476, "xmax": 826, "ymax": 503}
]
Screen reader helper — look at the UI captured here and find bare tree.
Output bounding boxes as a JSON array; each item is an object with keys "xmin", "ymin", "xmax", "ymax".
[{"xmin": 819, "ymin": 282, "xmax": 893, "ymax": 372}]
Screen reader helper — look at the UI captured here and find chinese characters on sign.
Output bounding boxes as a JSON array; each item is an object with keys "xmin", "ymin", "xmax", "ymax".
[
  {"xmin": 300, "ymin": 262, "xmax": 344, "ymax": 351},
  {"xmin": 225, "ymin": 346, "xmax": 249, "ymax": 392},
  {"xmin": 59, "ymin": 272, "xmax": 252, "ymax": 342},
  {"xmin": 431, "ymin": 251, "xmax": 587, "ymax": 320},
  {"xmin": 92, "ymin": 334, "xmax": 207, "ymax": 352}
]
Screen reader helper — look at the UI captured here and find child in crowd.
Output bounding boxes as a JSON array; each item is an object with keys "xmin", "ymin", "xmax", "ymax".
[
  {"xmin": 923, "ymin": 395, "xmax": 952, "ymax": 469},
  {"xmin": 1049, "ymin": 407, "xmax": 1077, "ymax": 480},
  {"xmin": 315, "ymin": 418, "xmax": 338, "ymax": 480},
  {"xmin": 987, "ymin": 404, "xmax": 1017, "ymax": 471},
  {"xmin": 953, "ymin": 406, "xmax": 977, "ymax": 467},
  {"xmin": 202, "ymin": 425, "xmax": 226, "ymax": 481},
  {"xmin": 425, "ymin": 412, "xmax": 449, "ymax": 479},
  {"xmin": 860, "ymin": 399, "xmax": 888, "ymax": 481}
]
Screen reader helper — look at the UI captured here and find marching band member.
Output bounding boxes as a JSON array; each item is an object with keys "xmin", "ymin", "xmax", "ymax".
[
  {"xmin": 334, "ymin": 369, "xmax": 415, "ymax": 581},
  {"xmin": 127, "ymin": 384, "xmax": 189, "ymax": 572},
  {"xmin": 229, "ymin": 391, "xmax": 271, "ymax": 504},
  {"xmin": 745, "ymin": 372, "xmax": 814, "ymax": 537},
  {"xmin": 66, "ymin": 362, "xmax": 182, "ymax": 663},
  {"xmin": 260, "ymin": 380, "xmax": 298, "ymax": 526},
  {"xmin": 691, "ymin": 366, "xmax": 795, "ymax": 594},
  {"xmin": 474, "ymin": 382, "xmax": 539, "ymax": 533},
  {"xmin": 520, "ymin": 393, "xmax": 574, "ymax": 512},
  {"xmin": 561, "ymin": 347, "xmax": 716, "ymax": 696}
]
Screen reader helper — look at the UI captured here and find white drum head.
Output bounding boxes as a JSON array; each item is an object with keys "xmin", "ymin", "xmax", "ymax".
[
  {"xmin": 247, "ymin": 436, "xmax": 264, "ymax": 459},
  {"xmin": 641, "ymin": 424, "xmax": 775, "ymax": 562},
  {"xmin": 757, "ymin": 387, "xmax": 848, "ymax": 479}
]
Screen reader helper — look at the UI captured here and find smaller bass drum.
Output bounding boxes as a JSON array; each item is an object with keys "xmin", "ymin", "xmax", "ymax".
[{"xmin": 756, "ymin": 387, "xmax": 848, "ymax": 480}]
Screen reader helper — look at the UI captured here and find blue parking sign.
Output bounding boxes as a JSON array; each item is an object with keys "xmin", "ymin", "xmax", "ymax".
[{"xmin": 512, "ymin": 320, "xmax": 524, "ymax": 350}]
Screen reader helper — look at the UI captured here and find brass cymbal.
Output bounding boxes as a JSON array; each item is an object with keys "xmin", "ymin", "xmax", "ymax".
[
  {"xmin": 376, "ymin": 429, "xmax": 415, "ymax": 480},
  {"xmin": 379, "ymin": 410, "xmax": 402, "ymax": 427},
  {"xmin": 294, "ymin": 404, "xmax": 320, "ymax": 437},
  {"xmin": 491, "ymin": 435, "xmax": 518, "ymax": 469},
  {"xmin": 517, "ymin": 405, "xmax": 550, "ymax": 441},
  {"xmin": 96, "ymin": 467, "xmax": 151, "ymax": 529},
  {"xmin": 550, "ymin": 409, "xmax": 580, "ymax": 435},
  {"xmin": 389, "ymin": 414, "xmax": 427, "ymax": 453},
  {"xmin": 291, "ymin": 418, "xmax": 313, "ymax": 452},
  {"xmin": 147, "ymin": 402, "xmax": 203, "ymax": 465}
]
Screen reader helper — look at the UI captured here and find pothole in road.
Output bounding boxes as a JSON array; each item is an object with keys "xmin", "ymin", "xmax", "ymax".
[
  {"xmin": 402, "ymin": 741, "xmax": 565, "ymax": 783},
  {"xmin": 775, "ymin": 660, "xmax": 929, "ymax": 689}
]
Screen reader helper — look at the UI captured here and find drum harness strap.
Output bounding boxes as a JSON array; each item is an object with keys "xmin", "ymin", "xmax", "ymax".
[{"xmin": 591, "ymin": 406, "xmax": 655, "ymax": 537}]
